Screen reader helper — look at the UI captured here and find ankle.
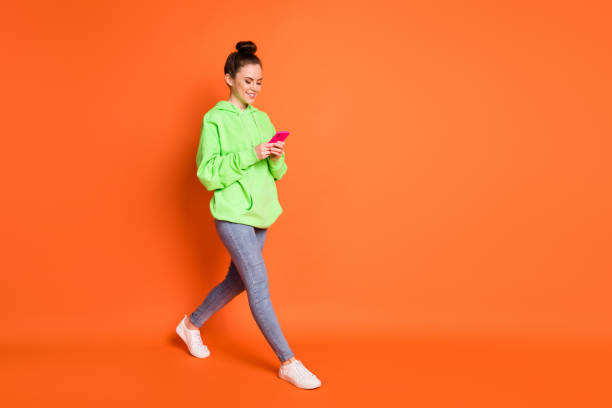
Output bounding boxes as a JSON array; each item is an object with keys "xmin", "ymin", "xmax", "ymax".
[
  {"xmin": 185, "ymin": 317, "xmax": 198, "ymax": 330},
  {"xmin": 281, "ymin": 357, "xmax": 296, "ymax": 366}
]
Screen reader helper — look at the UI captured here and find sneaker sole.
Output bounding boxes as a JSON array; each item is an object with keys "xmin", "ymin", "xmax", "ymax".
[
  {"xmin": 176, "ymin": 321, "xmax": 210, "ymax": 358},
  {"xmin": 278, "ymin": 371, "xmax": 321, "ymax": 389}
]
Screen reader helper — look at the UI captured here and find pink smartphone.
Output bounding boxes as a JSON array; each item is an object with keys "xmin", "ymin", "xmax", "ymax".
[{"xmin": 269, "ymin": 131, "xmax": 289, "ymax": 143}]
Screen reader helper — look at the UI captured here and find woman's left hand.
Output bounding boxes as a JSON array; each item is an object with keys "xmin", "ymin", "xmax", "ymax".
[{"xmin": 269, "ymin": 141, "xmax": 285, "ymax": 161}]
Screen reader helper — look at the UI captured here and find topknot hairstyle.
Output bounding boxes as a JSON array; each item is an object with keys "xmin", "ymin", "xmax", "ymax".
[{"xmin": 224, "ymin": 41, "xmax": 262, "ymax": 78}]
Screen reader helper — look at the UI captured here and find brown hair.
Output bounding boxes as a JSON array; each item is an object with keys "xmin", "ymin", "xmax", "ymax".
[{"xmin": 224, "ymin": 41, "xmax": 262, "ymax": 78}]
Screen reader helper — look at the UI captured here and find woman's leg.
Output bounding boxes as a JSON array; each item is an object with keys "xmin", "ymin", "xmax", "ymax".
[
  {"xmin": 213, "ymin": 219, "xmax": 295, "ymax": 363},
  {"xmin": 189, "ymin": 260, "xmax": 244, "ymax": 328},
  {"xmin": 189, "ymin": 222, "xmax": 268, "ymax": 328}
]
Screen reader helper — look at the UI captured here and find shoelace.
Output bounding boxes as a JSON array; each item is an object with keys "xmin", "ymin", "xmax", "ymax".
[
  {"xmin": 188, "ymin": 328, "xmax": 203, "ymax": 345},
  {"xmin": 291, "ymin": 360, "xmax": 316, "ymax": 379}
]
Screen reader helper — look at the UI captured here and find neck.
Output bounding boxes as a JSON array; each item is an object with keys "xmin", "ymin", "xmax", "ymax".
[{"xmin": 227, "ymin": 95, "xmax": 247, "ymax": 111}]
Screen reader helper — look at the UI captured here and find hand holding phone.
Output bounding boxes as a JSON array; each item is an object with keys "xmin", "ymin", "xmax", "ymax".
[{"xmin": 267, "ymin": 131, "xmax": 288, "ymax": 160}]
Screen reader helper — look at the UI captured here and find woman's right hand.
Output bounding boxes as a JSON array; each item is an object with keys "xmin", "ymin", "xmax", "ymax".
[{"xmin": 255, "ymin": 142, "xmax": 283, "ymax": 160}]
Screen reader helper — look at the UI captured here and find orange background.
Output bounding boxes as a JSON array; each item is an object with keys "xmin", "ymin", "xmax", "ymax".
[{"xmin": 1, "ymin": 0, "xmax": 611, "ymax": 406}]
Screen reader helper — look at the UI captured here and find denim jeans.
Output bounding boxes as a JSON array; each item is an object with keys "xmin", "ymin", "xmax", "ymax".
[{"xmin": 189, "ymin": 219, "xmax": 295, "ymax": 362}]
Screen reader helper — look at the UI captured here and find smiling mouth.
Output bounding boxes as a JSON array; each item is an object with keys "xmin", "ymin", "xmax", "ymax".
[{"xmin": 247, "ymin": 92, "xmax": 256, "ymax": 98}]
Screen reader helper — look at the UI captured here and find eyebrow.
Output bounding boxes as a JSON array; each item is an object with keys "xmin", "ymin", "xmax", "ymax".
[{"xmin": 245, "ymin": 77, "xmax": 263, "ymax": 81}]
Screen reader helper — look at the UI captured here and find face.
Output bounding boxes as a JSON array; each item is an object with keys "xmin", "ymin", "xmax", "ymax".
[{"xmin": 226, "ymin": 63, "xmax": 262, "ymax": 105}]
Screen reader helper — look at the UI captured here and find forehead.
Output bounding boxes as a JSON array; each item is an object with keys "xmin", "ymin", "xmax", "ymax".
[{"xmin": 237, "ymin": 63, "xmax": 262, "ymax": 79}]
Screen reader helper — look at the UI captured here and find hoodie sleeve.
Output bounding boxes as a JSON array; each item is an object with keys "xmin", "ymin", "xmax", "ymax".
[
  {"xmin": 267, "ymin": 152, "xmax": 288, "ymax": 181},
  {"xmin": 196, "ymin": 116, "xmax": 260, "ymax": 191},
  {"xmin": 266, "ymin": 121, "xmax": 288, "ymax": 181}
]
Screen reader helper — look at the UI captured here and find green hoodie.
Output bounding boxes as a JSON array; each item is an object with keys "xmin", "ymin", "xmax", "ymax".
[{"xmin": 196, "ymin": 100, "xmax": 288, "ymax": 228}]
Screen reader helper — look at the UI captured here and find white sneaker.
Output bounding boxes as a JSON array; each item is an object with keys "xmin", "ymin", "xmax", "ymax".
[
  {"xmin": 278, "ymin": 359, "xmax": 322, "ymax": 389},
  {"xmin": 176, "ymin": 314, "xmax": 210, "ymax": 358}
]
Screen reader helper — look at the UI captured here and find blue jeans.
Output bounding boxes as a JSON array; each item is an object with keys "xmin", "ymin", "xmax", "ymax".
[{"xmin": 189, "ymin": 219, "xmax": 295, "ymax": 362}]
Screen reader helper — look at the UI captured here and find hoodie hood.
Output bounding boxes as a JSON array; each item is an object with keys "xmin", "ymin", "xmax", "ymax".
[
  {"xmin": 214, "ymin": 100, "xmax": 259, "ymax": 114},
  {"xmin": 212, "ymin": 100, "xmax": 264, "ymax": 138}
]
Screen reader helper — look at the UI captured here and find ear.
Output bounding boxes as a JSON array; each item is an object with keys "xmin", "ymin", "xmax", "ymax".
[{"xmin": 225, "ymin": 73, "xmax": 233, "ymax": 87}]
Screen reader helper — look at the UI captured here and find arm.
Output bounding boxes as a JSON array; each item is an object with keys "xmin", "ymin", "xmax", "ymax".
[
  {"xmin": 267, "ymin": 152, "xmax": 288, "ymax": 181},
  {"xmin": 196, "ymin": 116, "xmax": 260, "ymax": 191}
]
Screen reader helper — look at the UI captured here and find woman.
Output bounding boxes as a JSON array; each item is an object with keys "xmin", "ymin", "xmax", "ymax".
[{"xmin": 176, "ymin": 41, "xmax": 322, "ymax": 390}]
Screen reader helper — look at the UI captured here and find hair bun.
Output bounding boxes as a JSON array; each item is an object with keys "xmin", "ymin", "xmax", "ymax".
[{"xmin": 236, "ymin": 41, "xmax": 257, "ymax": 54}]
